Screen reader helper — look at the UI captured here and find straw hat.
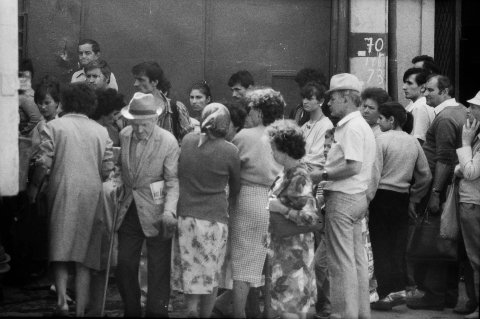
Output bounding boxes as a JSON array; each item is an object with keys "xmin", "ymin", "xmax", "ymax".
[
  {"xmin": 121, "ymin": 92, "xmax": 162, "ymax": 120},
  {"xmin": 326, "ymin": 73, "xmax": 362, "ymax": 94}
]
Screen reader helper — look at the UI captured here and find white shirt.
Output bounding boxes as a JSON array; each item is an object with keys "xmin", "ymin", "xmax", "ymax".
[
  {"xmin": 434, "ymin": 98, "xmax": 459, "ymax": 116},
  {"xmin": 405, "ymin": 96, "xmax": 435, "ymax": 141},
  {"xmin": 71, "ymin": 69, "xmax": 119, "ymax": 91},
  {"xmin": 301, "ymin": 116, "xmax": 334, "ymax": 170},
  {"xmin": 324, "ymin": 111, "xmax": 376, "ymax": 194}
]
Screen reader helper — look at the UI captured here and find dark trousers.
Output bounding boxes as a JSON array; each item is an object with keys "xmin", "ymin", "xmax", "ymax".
[
  {"xmin": 115, "ymin": 202, "xmax": 171, "ymax": 317},
  {"xmin": 368, "ymin": 189, "xmax": 409, "ymax": 299}
]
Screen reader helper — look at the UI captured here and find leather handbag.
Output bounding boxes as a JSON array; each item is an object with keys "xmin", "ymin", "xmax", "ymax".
[
  {"xmin": 406, "ymin": 209, "xmax": 458, "ymax": 262},
  {"xmin": 440, "ymin": 178, "xmax": 459, "ymax": 240}
]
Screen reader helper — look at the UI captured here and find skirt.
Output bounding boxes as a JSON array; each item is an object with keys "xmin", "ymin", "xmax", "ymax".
[
  {"xmin": 171, "ymin": 216, "xmax": 228, "ymax": 294},
  {"xmin": 230, "ymin": 184, "xmax": 270, "ymax": 286},
  {"xmin": 270, "ymin": 232, "xmax": 317, "ymax": 314}
]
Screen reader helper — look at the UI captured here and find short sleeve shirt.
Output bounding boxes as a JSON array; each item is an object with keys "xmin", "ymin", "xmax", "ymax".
[
  {"xmin": 324, "ymin": 111, "xmax": 376, "ymax": 194},
  {"xmin": 71, "ymin": 69, "xmax": 119, "ymax": 91}
]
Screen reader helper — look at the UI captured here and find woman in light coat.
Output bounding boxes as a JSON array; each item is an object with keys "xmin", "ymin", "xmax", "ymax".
[{"xmin": 28, "ymin": 83, "xmax": 114, "ymax": 316}]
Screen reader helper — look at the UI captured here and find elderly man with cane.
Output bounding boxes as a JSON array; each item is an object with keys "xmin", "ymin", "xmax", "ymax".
[{"xmin": 109, "ymin": 92, "xmax": 180, "ymax": 317}]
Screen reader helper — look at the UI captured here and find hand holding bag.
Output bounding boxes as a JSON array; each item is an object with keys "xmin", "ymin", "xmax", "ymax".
[
  {"xmin": 269, "ymin": 211, "xmax": 321, "ymax": 238},
  {"xmin": 406, "ymin": 208, "xmax": 457, "ymax": 262}
]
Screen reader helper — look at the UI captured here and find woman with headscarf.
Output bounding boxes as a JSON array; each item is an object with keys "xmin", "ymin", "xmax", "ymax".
[
  {"xmin": 230, "ymin": 87, "xmax": 284, "ymax": 318},
  {"xmin": 28, "ymin": 83, "xmax": 114, "ymax": 316},
  {"xmin": 171, "ymin": 103, "xmax": 241, "ymax": 318}
]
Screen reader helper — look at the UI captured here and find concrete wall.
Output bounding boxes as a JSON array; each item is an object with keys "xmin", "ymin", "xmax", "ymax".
[
  {"xmin": 0, "ymin": 0, "xmax": 19, "ymax": 196},
  {"xmin": 392, "ymin": 0, "xmax": 434, "ymax": 105}
]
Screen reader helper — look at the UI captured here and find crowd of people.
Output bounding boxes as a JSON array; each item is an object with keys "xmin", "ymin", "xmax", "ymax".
[{"xmin": 1, "ymin": 39, "xmax": 478, "ymax": 319}]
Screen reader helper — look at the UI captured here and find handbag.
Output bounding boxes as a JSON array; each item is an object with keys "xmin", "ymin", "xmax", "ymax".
[
  {"xmin": 406, "ymin": 208, "xmax": 457, "ymax": 262},
  {"xmin": 440, "ymin": 178, "xmax": 459, "ymax": 240},
  {"xmin": 269, "ymin": 211, "xmax": 321, "ymax": 238}
]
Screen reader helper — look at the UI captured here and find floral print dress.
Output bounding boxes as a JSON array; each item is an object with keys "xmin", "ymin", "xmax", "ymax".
[
  {"xmin": 268, "ymin": 163, "xmax": 319, "ymax": 314},
  {"xmin": 171, "ymin": 216, "xmax": 228, "ymax": 294}
]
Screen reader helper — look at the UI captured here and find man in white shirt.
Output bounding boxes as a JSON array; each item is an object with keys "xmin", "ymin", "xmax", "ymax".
[
  {"xmin": 403, "ymin": 68, "xmax": 435, "ymax": 144},
  {"xmin": 312, "ymin": 73, "xmax": 376, "ymax": 319},
  {"xmin": 71, "ymin": 39, "xmax": 118, "ymax": 91}
]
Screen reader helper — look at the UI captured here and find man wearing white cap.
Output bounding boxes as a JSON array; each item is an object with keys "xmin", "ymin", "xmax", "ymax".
[
  {"xmin": 453, "ymin": 91, "xmax": 480, "ymax": 319},
  {"xmin": 312, "ymin": 73, "xmax": 376, "ymax": 319},
  {"xmin": 115, "ymin": 92, "xmax": 180, "ymax": 317}
]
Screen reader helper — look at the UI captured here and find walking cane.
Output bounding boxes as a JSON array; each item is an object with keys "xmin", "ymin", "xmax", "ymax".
[
  {"xmin": 263, "ymin": 250, "xmax": 272, "ymax": 318},
  {"xmin": 100, "ymin": 184, "xmax": 123, "ymax": 317}
]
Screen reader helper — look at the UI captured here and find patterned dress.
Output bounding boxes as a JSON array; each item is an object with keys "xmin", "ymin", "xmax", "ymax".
[
  {"xmin": 171, "ymin": 216, "xmax": 228, "ymax": 294},
  {"xmin": 269, "ymin": 164, "xmax": 318, "ymax": 313}
]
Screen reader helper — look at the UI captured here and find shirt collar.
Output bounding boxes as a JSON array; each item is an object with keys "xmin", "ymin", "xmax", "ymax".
[
  {"xmin": 406, "ymin": 96, "xmax": 427, "ymax": 112},
  {"xmin": 75, "ymin": 69, "xmax": 85, "ymax": 78},
  {"xmin": 152, "ymin": 89, "xmax": 171, "ymax": 114},
  {"xmin": 434, "ymin": 98, "xmax": 459, "ymax": 115},
  {"xmin": 336, "ymin": 110, "xmax": 362, "ymax": 128},
  {"xmin": 132, "ymin": 128, "xmax": 154, "ymax": 142}
]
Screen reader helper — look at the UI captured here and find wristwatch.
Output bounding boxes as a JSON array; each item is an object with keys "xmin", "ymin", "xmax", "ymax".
[
  {"xmin": 431, "ymin": 187, "xmax": 441, "ymax": 194},
  {"xmin": 322, "ymin": 169, "xmax": 328, "ymax": 181}
]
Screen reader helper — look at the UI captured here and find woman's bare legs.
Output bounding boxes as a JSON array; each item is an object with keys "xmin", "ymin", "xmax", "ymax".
[
  {"xmin": 199, "ymin": 287, "xmax": 218, "ymax": 318},
  {"xmin": 233, "ymin": 280, "xmax": 250, "ymax": 318},
  {"xmin": 185, "ymin": 294, "xmax": 200, "ymax": 317},
  {"xmin": 75, "ymin": 262, "xmax": 91, "ymax": 317},
  {"xmin": 53, "ymin": 262, "xmax": 69, "ymax": 312}
]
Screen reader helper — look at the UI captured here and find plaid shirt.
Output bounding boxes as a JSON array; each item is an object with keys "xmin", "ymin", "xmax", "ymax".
[{"xmin": 152, "ymin": 90, "xmax": 193, "ymax": 143}]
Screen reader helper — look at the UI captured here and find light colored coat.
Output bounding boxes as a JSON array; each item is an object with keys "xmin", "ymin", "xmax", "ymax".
[
  {"xmin": 117, "ymin": 125, "xmax": 180, "ymax": 237},
  {"xmin": 37, "ymin": 114, "xmax": 114, "ymax": 270}
]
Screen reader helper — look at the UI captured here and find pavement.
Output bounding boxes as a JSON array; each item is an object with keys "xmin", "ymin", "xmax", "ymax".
[{"xmin": 0, "ymin": 275, "xmax": 471, "ymax": 318}]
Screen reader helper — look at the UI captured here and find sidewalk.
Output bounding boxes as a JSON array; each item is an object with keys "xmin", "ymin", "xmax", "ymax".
[{"xmin": 0, "ymin": 278, "xmax": 469, "ymax": 318}]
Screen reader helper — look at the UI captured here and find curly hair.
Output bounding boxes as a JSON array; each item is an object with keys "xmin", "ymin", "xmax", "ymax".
[
  {"xmin": 266, "ymin": 120, "xmax": 306, "ymax": 160},
  {"xmin": 361, "ymin": 87, "xmax": 391, "ymax": 107},
  {"xmin": 91, "ymin": 89, "xmax": 125, "ymax": 120},
  {"xmin": 246, "ymin": 87, "xmax": 285, "ymax": 126},
  {"xmin": 61, "ymin": 83, "xmax": 97, "ymax": 117},
  {"xmin": 294, "ymin": 68, "xmax": 327, "ymax": 88},
  {"xmin": 300, "ymin": 81, "xmax": 327, "ymax": 100}
]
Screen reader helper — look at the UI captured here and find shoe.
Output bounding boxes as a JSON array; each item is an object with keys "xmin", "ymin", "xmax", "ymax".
[
  {"xmin": 464, "ymin": 307, "xmax": 479, "ymax": 319},
  {"xmin": 454, "ymin": 302, "xmax": 478, "ymax": 314},
  {"xmin": 406, "ymin": 297, "xmax": 444, "ymax": 311},
  {"xmin": 52, "ymin": 305, "xmax": 70, "ymax": 317},
  {"xmin": 371, "ymin": 294, "xmax": 406, "ymax": 311},
  {"xmin": 406, "ymin": 287, "xmax": 425, "ymax": 301}
]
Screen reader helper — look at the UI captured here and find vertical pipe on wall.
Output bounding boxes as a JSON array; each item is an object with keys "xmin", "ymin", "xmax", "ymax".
[
  {"xmin": 454, "ymin": 0, "xmax": 461, "ymax": 101},
  {"xmin": 203, "ymin": 0, "xmax": 208, "ymax": 81},
  {"xmin": 329, "ymin": 0, "xmax": 349, "ymax": 76},
  {"xmin": 388, "ymin": 0, "xmax": 398, "ymax": 101}
]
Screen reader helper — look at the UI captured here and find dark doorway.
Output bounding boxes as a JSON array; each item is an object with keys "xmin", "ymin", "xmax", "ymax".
[{"xmin": 459, "ymin": 0, "xmax": 480, "ymax": 104}]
